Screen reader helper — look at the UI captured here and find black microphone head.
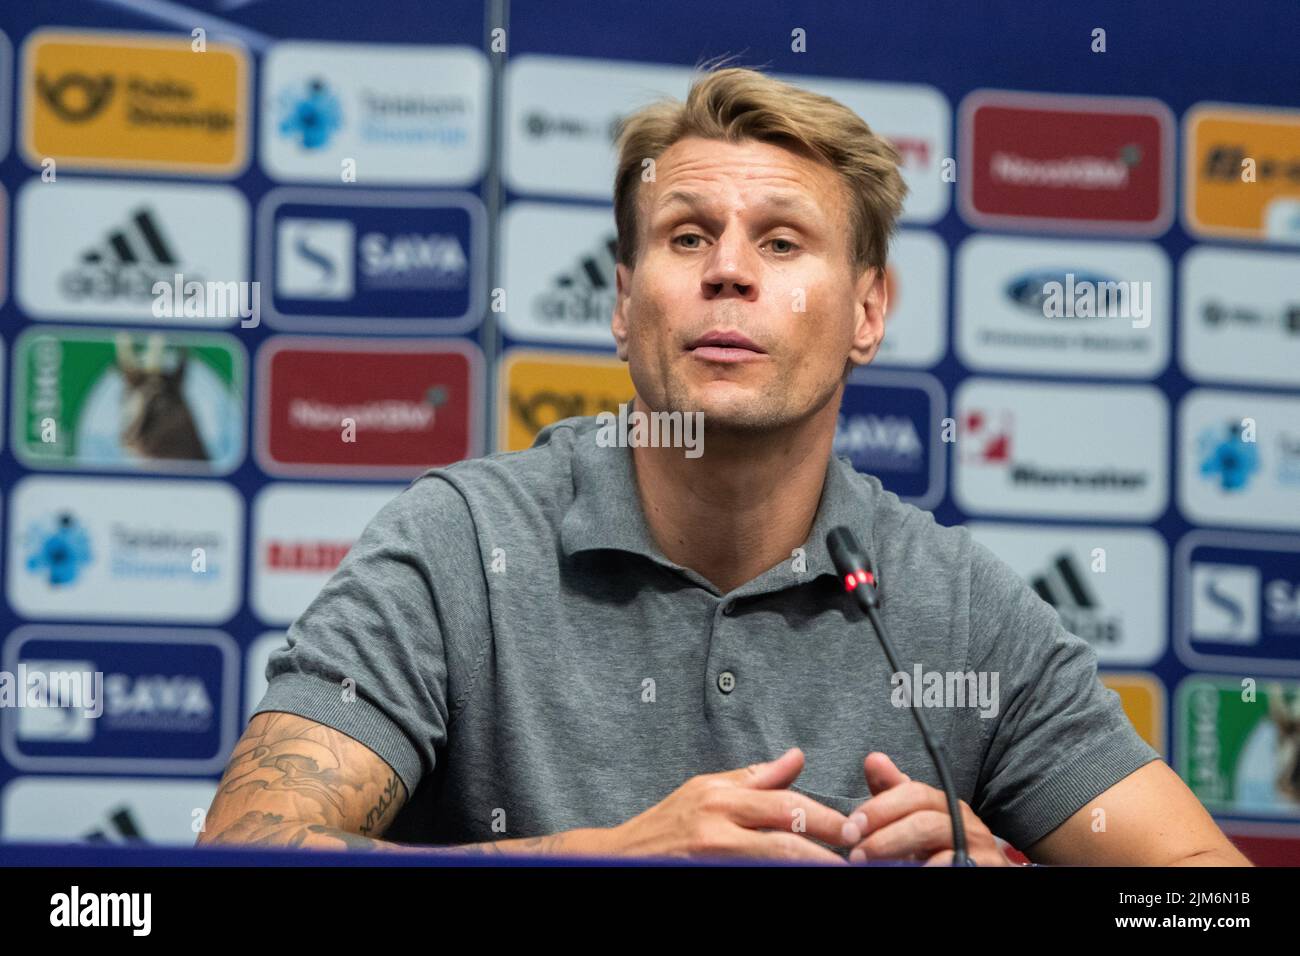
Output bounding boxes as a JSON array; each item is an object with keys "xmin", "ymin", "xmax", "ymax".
[{"xmin": 826, "ymin": 526, "xmax": 873, "ymax": 578}]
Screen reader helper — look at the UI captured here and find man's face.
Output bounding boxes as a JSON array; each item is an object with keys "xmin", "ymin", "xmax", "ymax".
[{"xmin": 612, "ymin": 135, "xmax": 886, "ymax": 433}]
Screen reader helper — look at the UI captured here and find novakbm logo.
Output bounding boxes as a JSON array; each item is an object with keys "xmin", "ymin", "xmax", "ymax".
[
  {"xmin": 24, "ymin": 513, "xmax": 93, "ymax": 586},
  {"xmin": 1198, "ymin": 421, "xmax": 1260, "ymax": 492},
  {"xmin": 277, "ymin": 77, "xmax": 343, "ymax": 149}
]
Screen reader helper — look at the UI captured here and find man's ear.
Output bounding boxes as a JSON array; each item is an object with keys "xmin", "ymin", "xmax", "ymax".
[
  {"xmin": 612, "ymin": 261, "xmax": 632, "ymax": 362},
  {"xmin": 848, "ymin": 265, "xmax": 888, "ymax": 368}
]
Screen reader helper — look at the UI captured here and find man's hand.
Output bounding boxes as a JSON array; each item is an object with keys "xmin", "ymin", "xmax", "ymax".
[
  {"xmin": 606, "ymin": 747, "xmax": 854, "ymax": 863},
  {"xmin": 840, "ymin": 752, "xmax": 1013, "ymax": 867}
]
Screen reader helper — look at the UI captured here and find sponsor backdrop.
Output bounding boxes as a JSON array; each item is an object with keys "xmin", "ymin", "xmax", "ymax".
[{"xmin": 0, "ymin": 0, "xmax": 1296, "ymax": 862}]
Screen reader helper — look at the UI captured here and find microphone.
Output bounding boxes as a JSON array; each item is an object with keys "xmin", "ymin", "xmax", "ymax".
[{"xmin": 826, "ymin": 526, "xmax": 975, "ymax": 866}]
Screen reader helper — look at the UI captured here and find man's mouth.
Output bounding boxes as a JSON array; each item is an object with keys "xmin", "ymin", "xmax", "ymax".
[{"xmin": 686, "ymin": 330, "xmax": 767, "ymax": 364}]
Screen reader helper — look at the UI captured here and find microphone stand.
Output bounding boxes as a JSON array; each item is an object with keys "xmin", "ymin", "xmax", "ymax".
[{"xmin": 828, "ymin": 527, "xmax": 975, "ymax": 866}]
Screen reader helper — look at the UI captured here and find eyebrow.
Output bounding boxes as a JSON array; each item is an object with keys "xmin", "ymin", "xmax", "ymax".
[{"xmin": 654, "ymin": 189, "xmax": 821, "ymax": 222}]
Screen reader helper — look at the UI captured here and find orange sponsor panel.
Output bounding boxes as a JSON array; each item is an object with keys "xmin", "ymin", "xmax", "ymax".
[
  {"xmin": 1185, "ymin": 103, "xmax": 1300, "ymax": 242},
  {"xmin": 1102, "ymin": 672, "xmax": 1166, "ymax": 756},
  {"xmin": 23, "ymin": 29, "xmax": 249, "ymax": 176},
  {"xmin": 498, "ymin": 350, "xmax": 633, "ymax": 452}
]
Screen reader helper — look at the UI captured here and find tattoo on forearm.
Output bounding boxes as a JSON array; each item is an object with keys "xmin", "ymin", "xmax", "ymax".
[
  {"xmin": 360, "ymin": 773, "xmax": 402, "ymax": 836},
  {"xmin": 203, "ymin": 713, "xmax": 406, "ymax": 844},
  {"xmin": 201, "ymin": 713, "xmax": 589, "ymax": 857}
]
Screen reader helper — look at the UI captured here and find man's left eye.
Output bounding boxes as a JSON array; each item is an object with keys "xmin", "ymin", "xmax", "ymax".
[{"xmin": 768, "ymin": 238, "xmax": 797, "ymax": 254}]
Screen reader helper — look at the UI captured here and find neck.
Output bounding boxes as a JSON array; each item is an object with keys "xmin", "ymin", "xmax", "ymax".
[{"xmin": 630, "ymin": 395, "xmax": 840, "ymax": 594}]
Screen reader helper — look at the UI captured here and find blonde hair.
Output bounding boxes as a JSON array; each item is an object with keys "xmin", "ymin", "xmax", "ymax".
[{"xmin": 613, "ymin": 66, "xmax": 908, "ymax": 273}]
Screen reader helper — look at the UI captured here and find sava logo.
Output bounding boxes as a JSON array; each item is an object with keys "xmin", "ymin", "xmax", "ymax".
[
  {"xmin": 833, "ymin": 414, "xmax": 924, "ymax": 471},
  {"xmin": 60, "ymin": 208, "xmax": 199, "ymax": 303},
  {"xmin": 359, "ymin": 231, "xmax": 467, "ymax": 288},
  {"xmin": 15, "ymin": 671, "xmax": 214, "ymax": 741},
  {"xmin": 100, "ymin": 673, "xmax": 213, "ymax": 731}
]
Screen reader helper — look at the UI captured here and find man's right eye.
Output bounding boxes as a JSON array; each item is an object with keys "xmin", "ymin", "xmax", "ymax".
[{"xmin": 673, "ymin": 233, "xmax": 704, "ymax": 249}]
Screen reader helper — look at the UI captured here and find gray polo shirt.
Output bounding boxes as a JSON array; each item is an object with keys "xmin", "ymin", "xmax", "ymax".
[{"xmin": 251, "ymin": 413, "xmax": 1160, "ymax": 852}]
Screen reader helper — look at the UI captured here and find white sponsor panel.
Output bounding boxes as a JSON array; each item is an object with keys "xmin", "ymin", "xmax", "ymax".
[
  {"xmin": 501, "ymin": 201, "xmax": 618, "ymax": 346},
  {"xmin": 16, "ymin": 178, "xmax": 249, "ymax": 323},
  {"xmin": 878, "ymin": 229, "xmax": 947, "ymax": 368},
  {"xmin": 1179, "ymin": 246, "xmax": 1300, "ymax": 388},
  {"xmin": 791, "ymin": 74, "xmax": 951, "ymax": 224},
  {"xmin": 967, "ymin": 523, "xmax": 1167, "ymax": 665},
  {"xmin": 1178, "ymin": 389, "xmax": 1300, "ymax": 531},
  {"xmin": 7, "ymin": 476, "xmax": 243, "ymax": 621},
  {"xmin": 956, "ymin": 235, "xmax": 1170, "ymax": 377},
  {"xmin": 252, "ymin": 483, "xmax": 402, "ymax": 625},
  {"xmin": 954, "ymin": 379, "xmax": 1169, "ymax": 520},
  {"xmin": 260, "ymin": 42, "xmax": 487, "ymax": 184},
  {"xmin": 504, "ymin": 56, "xmax": 951, "ymax": 222},
  {"xmin": 1, "ymin": 776, "xmax": 217, "ymax": 845},
  {"xmin": 504, "ymin": 57, "xmax": 689, "ymax": 199},
  {"xmin": 244, "ymin": 631, "xmax": 287, "ymax": 724}
]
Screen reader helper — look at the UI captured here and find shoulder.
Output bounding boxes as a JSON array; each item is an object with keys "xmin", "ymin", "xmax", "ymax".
[
  {"xmin": 396, "ymin": 415, "xmax": 592, "ymax": 528},
  {"xmin": 838, "ymin": 462, "xmax": 976, "ymax": 586}
]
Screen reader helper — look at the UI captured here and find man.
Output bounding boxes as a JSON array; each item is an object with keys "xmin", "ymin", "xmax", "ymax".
[{"xmin": 199, "ymin": 67, "xmax": 1249, "ymax": 865}]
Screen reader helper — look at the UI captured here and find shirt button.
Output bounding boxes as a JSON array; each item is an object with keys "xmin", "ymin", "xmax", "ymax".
[
  {"xmin": 722, "ymin": 602, "xmax": 735, "ymax": 616},
  {"xmin": 717, "ymin": 671, "xmax": 736, "ymax": 694}
]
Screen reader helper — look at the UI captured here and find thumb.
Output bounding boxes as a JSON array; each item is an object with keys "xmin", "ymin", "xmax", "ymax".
[
  {"xmin": 864, "ymin": 751, "xmax": 910, "ymax": 795},
  {"xmin": 726, "ymin": 747, "xmax": 805, "ymax": 790}
]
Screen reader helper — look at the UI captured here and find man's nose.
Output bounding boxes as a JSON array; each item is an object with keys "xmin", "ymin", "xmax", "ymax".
[{"xmin": 700, "ymin": 231, "xmax": 758, "ymax": 301}]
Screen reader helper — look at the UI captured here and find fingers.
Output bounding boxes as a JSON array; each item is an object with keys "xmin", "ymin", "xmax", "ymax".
[
  {"xmin": 723, "ymin": 787, "xmax": 852, "ymax": 848},
  {"xmin": 853, "ymin": 779, "xmax": 950, "ymax": 833},
  {"xmin": 850, "ymin": 809, "xmax": 955, "ymax": 862},
  {"xmin": 728, "ymin": 825, "xmax": 850, "ymax": 865},
  {"xmin": 719, "ymin": 747, "xmax": 805, "ymax": 790},
  {"xmin": 863, "ymin": 751, "xmax": 910, "ymax": 796}
]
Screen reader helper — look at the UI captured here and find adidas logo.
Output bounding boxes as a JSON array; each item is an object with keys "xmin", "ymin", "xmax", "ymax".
[
  {"xmin": 1030, "ymin": 552, "xmax": 1122, "ymax": 646},
  {"xmin": 533, "ymin": 233, "xmax": 618, "ymax": 325},
  {"xmin": 82, "ymin": 805, "xmax": 146, "ymax": 844},
  {"xmin": 59, "ymin": 208, "xmax": 201, "ymax": 302}
]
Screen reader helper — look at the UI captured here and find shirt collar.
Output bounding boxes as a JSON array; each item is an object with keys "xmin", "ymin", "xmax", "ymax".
[{"xmin": 557, "ymin": 415, "xmax": 877, "ymax": 597}]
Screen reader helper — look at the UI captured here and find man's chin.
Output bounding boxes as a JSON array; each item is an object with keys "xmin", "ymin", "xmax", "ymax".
[{"xmin": 686, "ymin": 398, "xmax": 786, "ymax": 434}]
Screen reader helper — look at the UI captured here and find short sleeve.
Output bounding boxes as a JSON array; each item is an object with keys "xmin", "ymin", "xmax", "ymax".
[
  {"xmin": 966, "ymin": 538, "xmax": 1161, "ymax": 851},
  {"xmin": 249, "ymin": 474, "xmax": 485, "ymax": 798}
]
